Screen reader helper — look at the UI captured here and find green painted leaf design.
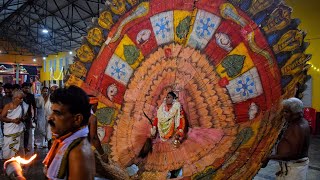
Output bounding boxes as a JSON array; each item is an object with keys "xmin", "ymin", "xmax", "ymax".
[
  {"xmin": 176, "ymin": 16, "xmax": 191, "ymax": 39},
  {"xmin": 193, "ymin": 167, "xmax": 216, "ymax": 180},
  {"xmin": 232, "ymin": 127, "xmax": 254, "ymax": 148},
  {"xmin": 221, "ymin": 55, "xmax": 246, "ymax": 77},
  {"xmin": 96, "ymin": 107, "xmax": 115, "ymax": 125},
  {"xmin": 124, "ymin": 45, "xmax": 140, "ymax": 65}
]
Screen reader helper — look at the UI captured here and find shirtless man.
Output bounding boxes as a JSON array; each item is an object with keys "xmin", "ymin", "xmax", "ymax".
[
  {"xmin": 43, "ymin": 85, "xmax": 95, "ymax": 180},
  {"xmin": 88, "ymin": 96, "xmax": 108, "ymax": 162},
  {"xmin": 264, "ymin": 97, "xmax": 310, "ymax": 179}
]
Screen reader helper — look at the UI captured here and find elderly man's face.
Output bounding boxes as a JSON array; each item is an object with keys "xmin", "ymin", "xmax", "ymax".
[
  {"xmin": 283, "ymin": 106, "xmax": 301, "ymax": 122},
  {"xmin": 283, "ymin": 106, "xmax": 292, "ymax": 120},
  {"xmin": 13, "ymin": 94, "xmax": 24, "ymax": 104},
  {"xmin": 48, "ymin": 103, "xmax": 80, "ymax": 137}
]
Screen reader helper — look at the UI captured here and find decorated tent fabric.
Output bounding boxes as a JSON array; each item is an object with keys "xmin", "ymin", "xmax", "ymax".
[{"xmin": 64, "ymin": 0, "xmax": 311, "ymax": 179}]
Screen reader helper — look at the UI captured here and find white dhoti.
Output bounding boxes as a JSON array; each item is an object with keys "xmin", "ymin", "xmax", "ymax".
[
  {"xmin": 44, "ymin": 99, "xmax": 52, "ymax": 141},
  {"xmin": 3, "ymin": 102, "xmax": 28, "ymax": 159},
  {"xmin": 3, "ymin": 131, "xmax": 24, "ymax": 159},
  {"xmin": 0, "ymin": 122, "xmax": 3, "ymax": 147},
  {"xmin": 35, "ymin": 96, "xmax": 47, "ymax": 147},
  {"xmin": 276, "ymin": 157, "xmax": 309, "ymax": 180}
]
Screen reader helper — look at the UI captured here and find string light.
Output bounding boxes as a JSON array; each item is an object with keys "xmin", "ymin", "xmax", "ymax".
[
  {"xmin": 50, "ymin": 67, "xmax": 64, "ymax": 81},
  {"xmin": 307, "ymin": 62, "xmax": 320, "ymax": 73}
]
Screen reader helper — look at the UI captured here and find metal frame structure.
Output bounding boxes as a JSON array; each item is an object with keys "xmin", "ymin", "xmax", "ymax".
[{"xmin": 0, "ymin": 0, "xmax": 104, "ymax": 56}]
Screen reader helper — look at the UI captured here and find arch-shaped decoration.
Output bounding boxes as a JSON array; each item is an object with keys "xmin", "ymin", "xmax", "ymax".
[{"xmin": 65, "ymin": 0, "xmax": 311, "ymax": 179}]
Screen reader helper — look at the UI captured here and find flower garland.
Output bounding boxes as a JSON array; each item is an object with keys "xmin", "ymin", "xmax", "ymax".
[
  {"xmin": 50, "ymin": 67, "xmax": 64, "ymax": 81},
  {"xmin": 156, "ymin": 101, "xmax": 181, "ymax": 140}
]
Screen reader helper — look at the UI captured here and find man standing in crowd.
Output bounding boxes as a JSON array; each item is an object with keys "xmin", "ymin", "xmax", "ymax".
[
  {"xmin": 0, "ymin": 82, "xmax": 3, "ymax": 97},
  {"xmin": 1, "ymin": 90, "xmax": 29, "ymax": 159},
  {"xmin": 43, "ymin": 85, "xmax": 95, "ymax": 179},
  {"xmin": 34, "ymin": 87, "xmax": 49, "ymax": 148},
  {"xmin": 21, "ymin": 82, "xmax": 37, "ymax": 152},
  {"xmin": 0, "ymin": 83, "xmax": 14, "ymax": 111},
  {"xmin": 44, "ymin": 84, "xmax": 59, "ymax": 149},
  {"xmin": 13, "ymin": 84, "xmax": 21, "ymax": 91},
  {"xmin": 264, "ymin": 97, "xmax": 310, "ymax": 179},
  {"xmin": 88, "ymin": 96, "xmax": 108, "ymax": 162},
  {"xmin": 0, "ymin": 83, "xmax": 14, "ymax": 156}
]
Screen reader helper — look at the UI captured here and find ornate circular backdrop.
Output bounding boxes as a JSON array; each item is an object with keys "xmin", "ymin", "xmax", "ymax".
[{"xmin": 65, "ymin": 0, "xmax": 311, "ymax": 179}]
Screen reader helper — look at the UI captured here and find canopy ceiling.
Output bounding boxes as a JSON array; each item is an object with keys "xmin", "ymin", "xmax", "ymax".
[{"xmin": 0, "ymin": 0, "xmax": 103, "ymax": 56}]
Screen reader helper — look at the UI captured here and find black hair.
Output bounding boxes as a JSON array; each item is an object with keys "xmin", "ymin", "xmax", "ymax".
[
  {"xmin": 3, "ymin": 83, "xmax": 13, "ymax": 90},
  {"xmin": 50, "ymin": 85, "xmax": 91, "ymax": 126},
  {"xmin": 168, "ymin": 91, "xmax": 177, "ymax": 99},
  {"xmin": 42, "ymin": 86, "xmax": 49, "ymax": 91},
  {"xmin": 13, "ymin": 84, "xmax": 21, "ymax": 90},
  {"xmin": 21, "ymin": 82, "xmax": 31, "ymax": 88}
]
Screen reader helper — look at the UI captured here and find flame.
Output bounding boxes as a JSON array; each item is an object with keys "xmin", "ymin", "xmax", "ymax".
[{"xmin": 4, "ymin": 154, "xmax": 37, "ymax": 170}]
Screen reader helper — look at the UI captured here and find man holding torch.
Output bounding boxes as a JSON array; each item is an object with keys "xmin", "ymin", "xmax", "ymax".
[{"xmin": 4, "ymin": 86, "xmax": 95, "ymax": 180}]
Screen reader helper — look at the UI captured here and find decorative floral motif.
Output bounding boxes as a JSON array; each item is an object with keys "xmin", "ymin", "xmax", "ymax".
[
  {"xmin": 196, "ymin": 18, "xmax": 216, "ymax": 38},
  {"xmin": 187, "ymin": 10, "xmax": 220, "ymax": 49},
  {"xmin": 105, "ymin": 54, "xmax": 133, "ymax": 85},
  {"xmin": 150, "ymin": 11, "xmax": 174, "ymax": 45},
  {"xmin": 226, "ymin": 67, "xmax": 263, "ymax": 103},
  {"xmin": 236, "ymin": 76, "xmax": 255, "ymax": 97},
  {"xmin": 155, "ymin": 18, "xmax": 170, "ymax": 38},
  {"xmin": 111, "ymin": 61, "xmax": 127, "ymax": 80}
]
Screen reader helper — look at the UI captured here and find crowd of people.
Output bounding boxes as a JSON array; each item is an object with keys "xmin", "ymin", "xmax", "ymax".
[{"xmin": 0, "ymin": 82, "xmax": 59, "ymax": 158}]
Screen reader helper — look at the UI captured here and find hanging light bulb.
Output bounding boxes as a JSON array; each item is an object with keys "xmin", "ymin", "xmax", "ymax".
[{"xmin": 42, "ymin": 29, "xmax": 49, "ymax": 33}]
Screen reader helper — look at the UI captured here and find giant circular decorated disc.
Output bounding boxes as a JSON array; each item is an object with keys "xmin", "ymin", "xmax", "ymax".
[{"xmin": 66, "ymin": 0, "xmax": 310, "ymax": 179}]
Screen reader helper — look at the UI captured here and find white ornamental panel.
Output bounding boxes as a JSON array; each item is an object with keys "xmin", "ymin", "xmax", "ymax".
[
  {"xmin": 187, "ymin": 10, "xmax": 221, "ymax": 50},
  {"xmin": 226, "ymin": 67, "xmax": 263, "ymax": 103},
  {"xmin": 150, "ymin": 11, "xmax": 174, "ymax": 45},
  {"xmin": 105, "ymin": 54, "xmax": 133, "ymax": 85}
]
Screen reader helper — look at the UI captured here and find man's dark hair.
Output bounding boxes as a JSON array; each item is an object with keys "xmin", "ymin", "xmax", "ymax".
[
  {"xmin": 3, "ymin": 83, "xmax": 13, "ymax": 90},
  {"xmin": 21, "ymin": 82, "xmax": 31, "ymax": 88},
  {"xmin": 13, "ymin": 84, "xmax": 21, "ymax": 90},
  {"xmin": 50, "ymin": 85, "xmax": 91, "ymax": 126},
  {"xmin": 42, "ymin": 86, "xmax": 49, "ymax": 91}
]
